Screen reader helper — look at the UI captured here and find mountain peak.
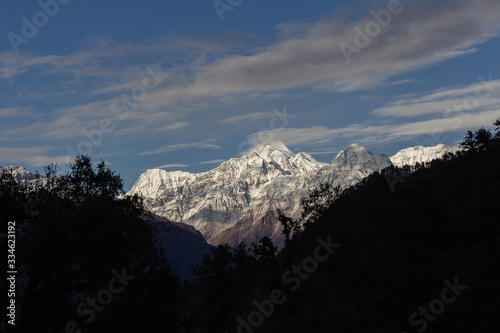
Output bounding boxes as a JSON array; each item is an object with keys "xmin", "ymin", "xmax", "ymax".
[
  {"xmin": 250, "ymin": 141, "xmax": 294, "ymax": 160},
  {"xmin": 330, "ymin": 144, "xmax": 392, "ymax": 172},
  {"xmin": 345, "ymin": 143, "xmax": 369, "ymax": 152},
  {"xmin": 331, "ymin": 144, "xmax": 372, "ymax": 163}
]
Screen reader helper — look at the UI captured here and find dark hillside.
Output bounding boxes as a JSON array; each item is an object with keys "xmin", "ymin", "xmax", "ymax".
[{"xmin": 261, "ymin": 129, "xmax": 500, "ymax": 332}]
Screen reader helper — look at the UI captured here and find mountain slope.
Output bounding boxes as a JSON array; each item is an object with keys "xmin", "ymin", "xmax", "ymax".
[{"xmin": 147, "ymin": 214, "xmax": 212, "ymax": 280}]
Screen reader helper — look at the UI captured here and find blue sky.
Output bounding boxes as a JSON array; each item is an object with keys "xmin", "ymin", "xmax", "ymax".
[{"xmin": 1, "ymin": 0, "xmax": 500, "ymax": 191}]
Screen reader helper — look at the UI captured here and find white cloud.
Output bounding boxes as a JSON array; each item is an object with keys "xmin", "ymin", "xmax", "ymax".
[
  {"xmin": 155, "ymin": 163, "xmax": 189, "ymax": 169},
  {"xmin": 138, "ymin": 140, "xmax": 221, "ymax": 156},
  {"xmin": 2, "ymin": 0, "xmax": 498, "ymax": 108},
  {"xmin": 156, "ymin": 122, "xmax": 190, "ymax": 131},
  {"xmin": 151, "ymin": 0, "xmax": 500, "ymax": 101},
  {"xmin": 247, "ymin": 109, "xmax": 500, "ymax": 151},
  {"xmin": 373, "ymin": 78, "xmax": 500, "ymax": 117},
  {"xmin": 217, "ymin": 112, "xmax": 272, "ymax": 124},
  {"xmin": 0, "ymin": 106, "xmax": 34, "ymax": 118},
  {"xmin": 0, "ymin": 147, "xmax": 69, "ymax": 167},
  {"xmin": 113, "ymin": 125, "xmax": 147, "ymax": 136},
  {"xmin": 197, "ymin": 159, "xmax": 226, "ymax": 165},
  {"xmin": 1, "ymin": 0, "xmax": 500, "ymax": 154}
]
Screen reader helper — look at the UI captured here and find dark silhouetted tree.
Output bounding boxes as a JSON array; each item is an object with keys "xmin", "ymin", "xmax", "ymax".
[
  {"xmin": 300, "ymin": 182, "xmax": 341, "ymax": 226},
  {"xmin": 8, "ymin": 156, "xmax": 180, "ymax": 333},
  {"xmin": 278, "ymin": 209, "xmax": 299, "ymax": 247},
  {"xmin": 461, "ymin": 127, "xmax": 494, "ymax": 153}
]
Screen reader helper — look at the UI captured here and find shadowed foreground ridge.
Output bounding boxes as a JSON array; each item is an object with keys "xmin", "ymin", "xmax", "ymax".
[{"xmin": 257, "ymin": 126, "xmax": 500, "ymax": 332}]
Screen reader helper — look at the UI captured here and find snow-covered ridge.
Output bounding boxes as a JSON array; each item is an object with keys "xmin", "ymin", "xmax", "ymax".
[
  {"xmin": 128, "ymin": 142, "xmax": 394, "ymax": 246},
  {"xmin": 0, "ymin": 166, "xmax": 38, "ymax": 186},
  {"xmin": 389, "ymin": 144, "xmax": 460, "ymax": 168},
  {"xmin": 3, "ymin": 142, "xmax": 457, "ymax": 248}
]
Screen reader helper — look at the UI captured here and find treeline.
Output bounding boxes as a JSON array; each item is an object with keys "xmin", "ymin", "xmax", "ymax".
[
  {"xmin": 1, "ymin": 120, "xmax": 499, "ymax": 332},
  {"xmin": 1, "ymin": 157, "xmax": 180, "ymax": 332}
]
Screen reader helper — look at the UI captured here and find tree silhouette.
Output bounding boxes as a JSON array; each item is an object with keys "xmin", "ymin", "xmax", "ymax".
[
  {"xmin": 252, "ymin": 236, "xmax": 278, "ymax": 262},
  {"xmin": 67, "ymin": 155, "xmax": 124, "ymax": 201},
  {"xmin": 278, "ymin": 209, "xmax": 299, "ymax": 247},
  {"xmin": 7, "ymin": 156, "xmax": 180, "ymax": 332},
  {"xmin": 461, "ymin": 127, "xmax": 494, "ymax": 153},
  {"xmin": 191, "ymin": 243, "xmax": 254, "ymax": 332},
  {"xmin": 300, "ymin": 182, "xmax": 341, "ymax": 226}
]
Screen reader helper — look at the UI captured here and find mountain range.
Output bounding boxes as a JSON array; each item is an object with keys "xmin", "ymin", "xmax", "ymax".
[
  {"xmin": 126, "ymin": 142, "xmax": 460, "ymax": 248},
  {"xmin": 1, "ymin": 142, "xmax": 460, "ymax": 278}
]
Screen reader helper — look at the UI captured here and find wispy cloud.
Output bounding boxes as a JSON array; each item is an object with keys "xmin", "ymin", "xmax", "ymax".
[
  {"xmin": 373, "ymin": 78, "xmax": 500, "ymax": 118},
  {"xmin": 155, "ymin": 163, "xmax": 189, "ymax": 169},
  {"xmin": 150, "ymin": 0, "xmax": 500, "ymax": 101},
  {"xmin": 249, "ymin": 108, "xmax": 500, "ymax": 150},
  {"xmin": 113, "ymin": 125, "xmax": 147, "ymax": 136},
  {"xmin": 138, "ymin": 140, "xmax": 221, "ymax": 156},
  {"xmin": 217, "ymin": 112, "xmax": 272, "ymax": 124},
  {"xmin": 1, "ymin": 99, "xmax": 113, "ymax": 140},
  {"xmin": 0, "ymin": 147, "xmax": 68, "ymax": 167},
  {"xmin": 197, "ymin": 159, "xmax": 226, "ymax": 165},
  {"xmin": 1, "ymin": 0, "xmax": 500, "ymax": 161},
  {"xmin": 0, "ymin": 106, "xmax": 34, "ymax": 118},
  {"xmin": 156, "ymin": 122, "xmax": 190, "ymax": 131},
  {"xmin": 2, "ymin": 0, "xmax": 498, "ymax": 111}
]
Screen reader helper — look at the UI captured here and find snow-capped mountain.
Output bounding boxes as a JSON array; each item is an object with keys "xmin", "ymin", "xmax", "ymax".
[
  {"xmin": 128, "ymin": 142, "xmax": 392, "ymax": 247},
  {"xmin": 0, "ymin": 166, "xmax": 38, "ymax": 186},
  {"xmin": 389, "ymin": 144, "xmax": 461, "ymax": 168}
]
